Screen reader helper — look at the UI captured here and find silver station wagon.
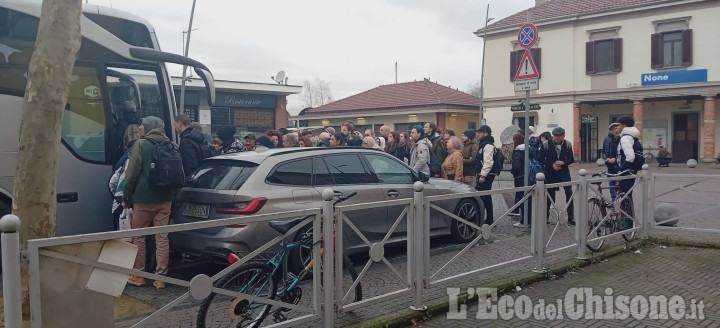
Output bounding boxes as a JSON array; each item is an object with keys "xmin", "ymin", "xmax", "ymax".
[{"xmin": 170, "ymin": 147, "xmax": 484, "ymax": 270}]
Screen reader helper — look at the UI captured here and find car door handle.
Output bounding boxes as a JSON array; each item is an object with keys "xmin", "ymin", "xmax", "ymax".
[
  {"xmin": 57, "ymin": 192, "xmax": 78, "ymax": 203},
  {"xmin": 387, "ymin": 190, "xmax": 400, "ymax": 198}
]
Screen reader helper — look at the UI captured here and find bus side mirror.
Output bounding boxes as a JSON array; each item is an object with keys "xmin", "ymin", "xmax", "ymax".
[{"xmin": 193, "ymin": 67, "xmax": 215, "ymax": 106}]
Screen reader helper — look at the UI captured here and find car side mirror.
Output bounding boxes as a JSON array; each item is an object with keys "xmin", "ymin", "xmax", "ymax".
[{"xmin": 417, "ymin": 171, "xmax": 430, "ymax": 182}]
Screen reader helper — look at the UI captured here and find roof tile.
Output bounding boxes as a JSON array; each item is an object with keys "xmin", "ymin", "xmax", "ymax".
[{"xmin": 306, "ymin": 80, "xmax": 479, "ymax": 113}]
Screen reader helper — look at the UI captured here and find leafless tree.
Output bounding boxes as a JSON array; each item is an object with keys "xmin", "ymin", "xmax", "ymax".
[
  {"xmin": 302, "ymin": 77, "xmax": 334, "ymax": 108},
  {"xmin": 465, "ymin": 80, "xmax": 482, "ymax": 97},
  {"xmin": 12, "ymin": 0, "xmax": 82, "ymax": 316}
]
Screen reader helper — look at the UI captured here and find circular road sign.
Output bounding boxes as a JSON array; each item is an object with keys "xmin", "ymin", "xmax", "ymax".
[{"xmin": 517, "ymin": 23, "xmax": 538, "ymax": 49}]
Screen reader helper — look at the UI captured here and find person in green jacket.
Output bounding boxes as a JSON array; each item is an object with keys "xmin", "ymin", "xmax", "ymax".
[{"xmin": 123, "ymin": 116, "xmax": 175, "ymax": 289}]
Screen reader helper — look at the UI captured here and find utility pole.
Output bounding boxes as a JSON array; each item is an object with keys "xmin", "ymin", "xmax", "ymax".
[
  {"xmin": 478, "ymin": 4, "xmax": 492, "ymax": 126},
  {"xmin": 178, "ymin": 0, "xmax": 197, "ymax": 118}
]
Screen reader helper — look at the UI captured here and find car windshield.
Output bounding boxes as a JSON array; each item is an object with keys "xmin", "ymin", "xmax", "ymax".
[{"xmin": 189, "ymin": 160, "xmax": 257, "ymax": 190}]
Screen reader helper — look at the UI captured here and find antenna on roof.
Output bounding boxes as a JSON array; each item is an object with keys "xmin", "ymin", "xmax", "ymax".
[{"xmin": 271, "ymin": 71, "xmax": 286, "ymax": 85}]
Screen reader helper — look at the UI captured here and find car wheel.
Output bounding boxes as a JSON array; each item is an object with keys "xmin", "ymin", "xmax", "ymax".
[
  {"xmin": 289, "ymin": 224, "xmax": 313, "ymax": 274},
  {"xmin": 450, "ymin": 199, "xmax": 480, "ymax": 243}
]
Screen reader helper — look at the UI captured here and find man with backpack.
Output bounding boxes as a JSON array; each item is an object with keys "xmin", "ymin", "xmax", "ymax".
[
  {"xmin": 123, "ymin": 116, "xmax": 183, "ymax": 290},
  {"xmin": 616, "ymin": 116, "xmax": 644, "ymax": 197},
  {"xmin": 603, "ymin": 122, "xmax": 622, "ymax": 199},
  {"xmin": 474, "ymin": 125, "xmax": 500, "ymax": 225},
  {"xmin": 424, "ymin": 122, "xmax": 447, "ymax": 177},
  {"xmin": 174, "ymin": 114, "xmax": 207, "ymax": 176},
  {"xmin": 539, "ymin": 127, "xmax": 576, "ymax": 226}
]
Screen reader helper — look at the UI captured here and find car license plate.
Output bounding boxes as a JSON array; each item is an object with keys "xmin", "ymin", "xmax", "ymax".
[{"xmin": 183, "ymin": 204, "xmax": 210, "ymax": 219}]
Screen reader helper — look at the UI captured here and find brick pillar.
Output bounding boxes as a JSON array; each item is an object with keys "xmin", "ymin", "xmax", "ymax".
[
  {"xmin": 275, "ymin": 96, "xmax": 288, "ymax": 129},
  {"xmin": 633, "ymin": 100, "xmax": 643, "ymax": 142},
  {"xmin": 573, "ymin": 103, "xmax": 581, "ymax": 160},
  {"xmin": 436, "ymin": 113, "xmax": 447, "ymax": 132},
  {"xmin": 703, "ymin": 96, "xmax": 716, "ymax": 161}
]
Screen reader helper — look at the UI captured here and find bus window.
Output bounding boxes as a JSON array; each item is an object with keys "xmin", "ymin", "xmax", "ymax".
[
  {"xmin": 105, "ymin": 66, "xmax": 167, "ymax": 158},
  {"xmin": 62, "ymin": 65, "xmax": 107, "ymax": 163}
]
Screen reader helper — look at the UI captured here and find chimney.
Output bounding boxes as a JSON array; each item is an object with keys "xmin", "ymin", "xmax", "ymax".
[{"xmin": 535, "ymin": 0, "xmax": 551, "ymax": 6}]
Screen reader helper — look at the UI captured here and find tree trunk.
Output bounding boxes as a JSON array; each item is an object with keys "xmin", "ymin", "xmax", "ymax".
[{"xmin": 12, "ymin": 0, "xmax": 82, "ymax": 317}]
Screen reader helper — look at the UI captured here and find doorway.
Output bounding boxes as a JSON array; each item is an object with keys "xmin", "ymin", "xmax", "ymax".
[
  {"xmin": 672, "ymin": 113, "xmax": 699, "ymax": 163},
  {"xmin": 579, "ymin": 115, "xmax": 598, "ymax": 162}
]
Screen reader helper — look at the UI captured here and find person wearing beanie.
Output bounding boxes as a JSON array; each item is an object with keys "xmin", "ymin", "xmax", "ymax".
[
  {"xmin": 510, "ymin": 132, "xmax": 534, "ymax": 226},
  {"xmin": 461, "ymin": 129, "xmax": 479, "ymax": 184},
  {"xmin": 409, "ymin": 125, "xmax": 432, "ymax": 176},
  {"xmin": 123, "ymin": 115, "xmax": 176, "ymax": 289},
  {"xmin": 539, "ymin": 126, "xmax": 575, "ymax": 225},
  {"xmin": 214, "ymin": 126, "xmax": 244, "ymax": 154},
  {"xmin": 474, "ymin": 124, "xmax": 496, "ymax": 225}
]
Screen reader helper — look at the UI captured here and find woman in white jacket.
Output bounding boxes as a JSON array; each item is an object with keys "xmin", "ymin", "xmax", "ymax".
[{"xmin": 409, "ymin": 125, "xmax": 432, "ymax": 176}]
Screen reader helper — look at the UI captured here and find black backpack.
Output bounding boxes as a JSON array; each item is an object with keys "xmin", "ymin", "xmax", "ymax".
[
  {"xmin": 428, "ymin": 151, "xmax": 442, "ymax": 176},
  {"xmin": 630, "ymin": 137, "xmax": 645, "ymax": 171},
  {"xmin": 148, "ymin": 139, "xmax": 185, "ymax": 188},
  {"xmin": 475, "ymin": 144, "xmax": 505, "ymax": 176}
]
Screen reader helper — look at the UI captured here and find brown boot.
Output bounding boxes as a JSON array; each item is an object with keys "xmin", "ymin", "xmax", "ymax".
[
  {"xmin": 127, "ymin": 275, "xmax": 146, "ymax": 287},
  {"xmin": 153, "ymin": 280, "xmax": 166, "ymax": 289}
]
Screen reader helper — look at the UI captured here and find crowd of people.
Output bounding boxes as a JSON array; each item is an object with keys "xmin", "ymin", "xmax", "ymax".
[{"xmin": 108, "ymin": 114, "xmax": 644, "ymax": 289}]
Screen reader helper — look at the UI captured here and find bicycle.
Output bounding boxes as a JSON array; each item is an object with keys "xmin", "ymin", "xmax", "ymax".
[
  {"xmin": 196, "ymin": 192, "xmax": 362, "ymax": 328},
  {"xmin": 586, "ymin": 170, "xmax": 636, "ymax": 252},
  {"xmin": 643, "ymin": 146, "xmax": 655, "ymax": 164}
]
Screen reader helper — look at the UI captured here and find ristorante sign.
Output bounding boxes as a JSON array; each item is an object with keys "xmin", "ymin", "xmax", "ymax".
[{"xmin": 215, "ymin": 92, "xmax": 277, "ymax": 109}]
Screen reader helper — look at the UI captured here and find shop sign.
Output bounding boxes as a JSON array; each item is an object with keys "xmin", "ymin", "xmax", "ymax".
[
  {"xmin": 641, "ymin": 69, "xmax": 707, "ymax": 86},
  {"xmin": 581, "ymin": 115, "xmax": 596, "ymax": 123},
  {"xmin": 215, "ymin": 92, "xmax": 277, "ymax": 109}
]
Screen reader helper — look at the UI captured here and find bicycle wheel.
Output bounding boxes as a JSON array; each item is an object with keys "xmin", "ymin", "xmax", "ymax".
[
  {"xmin": 586, "ymin": 199, "xmax": 607, "ymax": 252},
  {"xmin": 620, "ymin": 198, "xmax": 636, "ymax": 242},
  {"xmin": 197, "ymin": 262, "xmax": 278, "ymax": 328},
  {"xmin": 646, "ymin": 152, "xmax": 655, "ymax": 164}
]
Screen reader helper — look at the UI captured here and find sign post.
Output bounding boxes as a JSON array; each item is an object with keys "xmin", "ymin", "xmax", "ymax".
[{"xmin": 515, "ymin": 22, "xmax": 539, "ymax": 229}]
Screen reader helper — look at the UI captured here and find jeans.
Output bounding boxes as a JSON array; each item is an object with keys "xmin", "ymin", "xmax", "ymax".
[
  {"xmin": 476, "ymin": 174, "xmax": 496, "ymax": 223},
  {"xmin": 131, "ymin": 201, "xmax": 171, "ymax": 276}
]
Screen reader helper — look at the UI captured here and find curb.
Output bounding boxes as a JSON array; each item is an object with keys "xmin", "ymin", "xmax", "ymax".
[{"xmin": 346, "ymin": 240, "xmax": 647, "ymax": 328}]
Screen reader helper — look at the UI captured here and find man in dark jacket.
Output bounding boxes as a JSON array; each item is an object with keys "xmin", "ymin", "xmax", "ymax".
[
  {"xmin": 475, "ymin": 125, "xmax": 496, "ymax": 225},
  {"xmin": 424, "ymin": 122, "xmax": 447, "ymax": 177},
  {"xmin": 539, "ymin": 127, "xmax": 576, "ymax": 226},
  {"xmin": 174, "ymin": 114, "xmax": 205, "ymax": 176},
  {"xmin": 123, "ymin": 116, "xmax": 176, "ymax": 289},
  {"xmin": 461, "ymin": 129, "xmax": 479, "ymax": 184},
  {"xmin": 603, "ymin": 122, "xmax": 622, "ymax": 199}
]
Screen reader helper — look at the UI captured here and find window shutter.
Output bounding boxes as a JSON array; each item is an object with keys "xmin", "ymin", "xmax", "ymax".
[
  {"xmin": 586, "ymin": 41, "xmax": 596, "ymax": 75},
  {"xmin": 682, "ymin": 29, "xmax": 693, "ymax": 67},
  {"xmin": 510, "ymin": 50, "xmax": 518, "ymax": 81},
  {"xmin": 613, "ymin": 38, "xmax": 623, "ymax": 72},
  {"xmin": 532, "ymin": 48, "xmax": 542, "ymax": 78},
  {"xmin": 651, "ymin": 33, "xmax": 662, "ymax": 69}
]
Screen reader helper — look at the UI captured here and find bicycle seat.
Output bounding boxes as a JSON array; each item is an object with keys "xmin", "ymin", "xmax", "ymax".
[{"xmin": 269, "ymin": 218, "xmax": 305, "ymax": 235}]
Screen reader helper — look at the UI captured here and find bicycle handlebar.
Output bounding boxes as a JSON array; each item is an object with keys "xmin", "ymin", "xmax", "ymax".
[{"xmin": 593, "ymin": 170, "xmax": 634, "ymax": 178}]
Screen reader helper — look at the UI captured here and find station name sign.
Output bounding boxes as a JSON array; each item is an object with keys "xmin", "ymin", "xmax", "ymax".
[{"xmin": 641, "ymin": 69, "xmax": 707, "ymax": 86}]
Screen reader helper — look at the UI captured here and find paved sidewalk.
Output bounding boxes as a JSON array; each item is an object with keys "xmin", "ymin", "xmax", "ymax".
[{"xmin": 408, "ymin": 245, "xmax": 720, "ymax": 328}]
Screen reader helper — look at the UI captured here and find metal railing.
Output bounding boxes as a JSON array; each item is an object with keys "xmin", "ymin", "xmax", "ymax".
[{"xmin": 4, "ymin": 164, "xmax": 712, "ymax": 327}]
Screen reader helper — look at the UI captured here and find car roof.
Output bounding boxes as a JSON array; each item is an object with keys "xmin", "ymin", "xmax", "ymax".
[{"xmin": 207, "ymin": 147, "xmax": 386, "ymax": 164}]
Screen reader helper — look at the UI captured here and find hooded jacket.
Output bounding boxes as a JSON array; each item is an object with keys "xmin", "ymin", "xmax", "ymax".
[
  {"xmin": 123, "ymin": 128, "xmax": 176, "ymax": 204},
  {"xmin": 179, "ymin": 127, "xmax": 206, "ymax": 175},
  {"xmin": 461, "ymin": 139, "xmax": 479, "ymax": 176},
  {"xmin": 618, "ymin": 127, "xmax": 642, "ymax": 171},
  {"xmin": 410, "ymin": 137, "xmax": 432, "ymax": 175},
  {"xmin": 511, "ymin": 144, "xmax": 526, "ymax": 187}
]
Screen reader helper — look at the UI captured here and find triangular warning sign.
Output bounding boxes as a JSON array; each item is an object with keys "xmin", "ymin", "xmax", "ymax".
[{"xmin": 515, "ymin": 50, "xmax": 539, "ymax": 80}]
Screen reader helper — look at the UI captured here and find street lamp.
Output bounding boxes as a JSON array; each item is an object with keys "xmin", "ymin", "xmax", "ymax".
[
  {"xmin": 179, "ymin": 0, "xmax": 197, "ymax": 118},
  {"xmin": 478, "ymin": 4, "xmax": 494, "ymax": 126}
]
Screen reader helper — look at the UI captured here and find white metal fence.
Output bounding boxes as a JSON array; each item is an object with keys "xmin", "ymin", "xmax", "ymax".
[{"xmin": 2, "ymin": 166, "xmax": 718, "ymax": 327}]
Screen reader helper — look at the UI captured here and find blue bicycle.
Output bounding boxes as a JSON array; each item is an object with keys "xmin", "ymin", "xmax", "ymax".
[{"xmin": 197, "ymin": 192, "xmax": 362, "ymax": 328}]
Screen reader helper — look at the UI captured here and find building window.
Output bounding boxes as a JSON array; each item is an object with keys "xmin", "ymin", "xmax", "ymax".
[
  {"xmin": 651, "ymin": 30, "xmax": 692, "ymax": 69},
  {"xmin": 585, "ymin": 39, "xmax": 622, "ymax": 74},
  {"xmin": 468, "ymin": 122, "xmax": 476, "ymax": 130},
  {"xmin": 509, "ymin": 48, "xmax": 541, "ymax": 81}
]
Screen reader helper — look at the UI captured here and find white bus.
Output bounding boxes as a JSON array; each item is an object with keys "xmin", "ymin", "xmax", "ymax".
[{"xmin": 0, "ymin": 2, "xmax": 215, "ymax": 235}]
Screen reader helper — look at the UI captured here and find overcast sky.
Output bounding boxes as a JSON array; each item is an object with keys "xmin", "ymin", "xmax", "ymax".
[{"xmin": 88, "ymin": 0, "xmax": 534, "ymax": 114}]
